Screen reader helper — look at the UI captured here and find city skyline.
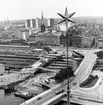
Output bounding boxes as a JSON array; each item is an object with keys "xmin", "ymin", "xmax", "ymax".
[{"xmin": 0, "ymin": 0, "xmax": 103, "ymax": 21}]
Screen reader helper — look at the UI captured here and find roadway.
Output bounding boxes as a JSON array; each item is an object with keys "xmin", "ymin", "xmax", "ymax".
[
  {"xmin": 69, "ymin": 50, "xmax": 103, "ymax": 104},
  {"xmin": 20, "ymin": 49, "xmax": 101, "ymax": 105}
]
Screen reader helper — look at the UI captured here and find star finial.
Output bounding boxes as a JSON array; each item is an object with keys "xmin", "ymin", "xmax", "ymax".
[{"xmin": 57, "ymin": 7, "xmax": 76, "ymax": 29}]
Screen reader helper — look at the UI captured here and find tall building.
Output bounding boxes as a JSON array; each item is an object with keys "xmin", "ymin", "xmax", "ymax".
[
  {"xmin": 41, "ymin": 24, "xmax": 46, "ymax": 32},
  {"xmin": 35, "ymin": 18, "xmax": 54, "ymax": 28},
  {"xmin": 41, "ymin": 10, "xmax": 44, "ymax": 19},
  {"xmin": 25, "ymin": 19, "xmax": 36, "ymax": 29},
  {"xmin": 30, "ymin": 19, "xmax": 36, "ymax": 28},
  {"xmin": 47, "ymin": 18, "xmax": 55, "ymax": 27},
  {"xmin": 25, "ymin": 11, "xmax": 54, "ymax": 29},
  {"xmin": 35, "ymin": 11, "xmax": 54, "ymax": 28},
  {"xmin": 25, "ymin": 19, "xmax": 30, "ymax": 28}
]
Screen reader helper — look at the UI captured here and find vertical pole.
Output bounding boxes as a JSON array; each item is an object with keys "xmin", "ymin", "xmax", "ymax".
[
  {"xmin": 57, "ymin": 8, "xmax": 76, "ymax": 105},
  {"xmin": 66, "ymin": 29, "xmax": 70, "ymax": 105}
]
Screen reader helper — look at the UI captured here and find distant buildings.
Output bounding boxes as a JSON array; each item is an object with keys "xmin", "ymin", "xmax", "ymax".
[
  {"xmin": 28, "ymin": 31, "xmax": 62, "ymax": 46},
  {"xmin": 2, "ymin": 19, "xmax": 30, "ymax": 41},
  {"xmin": 25, "ymin": 18, "xmax": 55, "ymax": 29},
  {"xmin": 60, "ymin": 35, "xmax": 95, "ymax": 48},
  {"xmin": 41, "ymin": 24, "xmax": 46, "ymax": 32},
  {"xmin": 18, "ymin": 29, "xmax": 30, "ymax": 40},
  {"xmin": 25, "ymin": 19, "xmax": 36, "ymax": 28},
  {"xmin": 97, "ymin": 39, "xmax": 103, "ymax": 48},
  {"xmin": 2, "ymin": 28, "xmax": 29, "ymax": 40}
]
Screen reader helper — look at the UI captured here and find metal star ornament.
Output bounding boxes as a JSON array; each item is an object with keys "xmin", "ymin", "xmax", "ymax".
[{"xmin": 57, "ymin": 7, "xmax": 76, "ymax": 29}]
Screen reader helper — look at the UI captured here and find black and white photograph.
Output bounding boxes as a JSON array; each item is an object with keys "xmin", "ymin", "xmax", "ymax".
[{"xmin": 0, "ymin": 0, "xmax": 103, "ymax": 105}]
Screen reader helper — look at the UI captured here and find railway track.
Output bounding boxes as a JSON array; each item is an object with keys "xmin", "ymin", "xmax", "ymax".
[
  {"xmin": 20, "ymin": 50, "xmax": 100, "ymax": 105},
  {"xmin": 19, "ymin": 50, "xmax": 84, "ymax": 105},
  {"xmin": 0, "ymin": 54, "xmax": 39, "ymax": 70}
]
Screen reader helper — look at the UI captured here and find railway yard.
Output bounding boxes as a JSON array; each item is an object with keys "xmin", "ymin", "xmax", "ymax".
[
  {"xmin": 1, "ymin": 3, "xmax": 103, "ymax": 105},
  {"xmin": 0, "ymin": 45, "xmax": 103, "ymax": 105}
]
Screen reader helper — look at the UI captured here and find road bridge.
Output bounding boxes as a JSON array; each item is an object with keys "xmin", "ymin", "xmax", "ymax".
[{"xmin": 20, "ymin": 50, "xmax": 98, "ymax": 105}]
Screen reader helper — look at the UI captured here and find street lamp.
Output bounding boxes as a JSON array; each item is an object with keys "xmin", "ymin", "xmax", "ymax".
[{"xmin": 57, "ymin": 7, "xmax": 76, "ymax": 105}]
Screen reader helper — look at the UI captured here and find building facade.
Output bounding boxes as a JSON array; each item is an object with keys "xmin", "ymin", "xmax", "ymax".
[
  {"xmin": 25, "ymin": 18, "xmax": 55, "ymax": 29},
  {"xmin": 28, "ymin": 32, "xmax": 61, "ymax": 45},
  {"xmin": 97, "ymin": 39, "xmax": 103, "ymax": 48}
]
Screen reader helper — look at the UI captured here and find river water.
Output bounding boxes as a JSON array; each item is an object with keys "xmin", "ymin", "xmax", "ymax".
[{"xmin": 0, "ymin": 89, "xmax": 25, "ymax": 105}]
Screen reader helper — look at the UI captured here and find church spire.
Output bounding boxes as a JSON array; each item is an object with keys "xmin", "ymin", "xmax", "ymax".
[{"xmin": 41, "ymin": 10, "xmax": 44, "ymax": 19}]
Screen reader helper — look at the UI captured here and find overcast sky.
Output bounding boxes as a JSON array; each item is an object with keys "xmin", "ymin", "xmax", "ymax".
[{"xmin": 0, "ymin": 0, "xmax": 103, "ymax": 21}]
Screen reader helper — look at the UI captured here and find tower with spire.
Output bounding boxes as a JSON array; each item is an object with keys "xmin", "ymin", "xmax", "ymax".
[
  {"xmin": 40, "ymin": 10, "xmax": 46, "ymax": 32},
  {"xmin": 35, "ymin": 10, "xmax": 55, "ymax": 28},
  {"xmin": 41, "ymin": 10, "xmax": 44, "ymax": 19}
]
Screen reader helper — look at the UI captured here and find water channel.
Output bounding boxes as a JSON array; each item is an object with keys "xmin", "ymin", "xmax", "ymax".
[{"xmin": 0, "ymin": 89, "xmax": 24, "ymax": 105}]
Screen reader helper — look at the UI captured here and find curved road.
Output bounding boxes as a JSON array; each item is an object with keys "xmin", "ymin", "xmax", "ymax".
[{"xmin": 20, "ymin": 50, "xmax": 99, "ymax": 105}]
